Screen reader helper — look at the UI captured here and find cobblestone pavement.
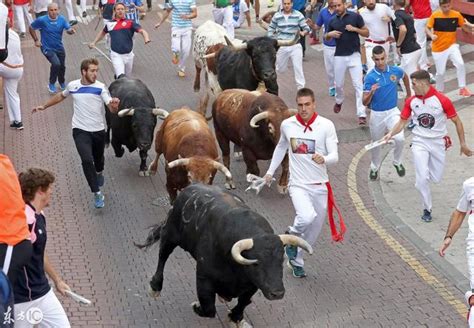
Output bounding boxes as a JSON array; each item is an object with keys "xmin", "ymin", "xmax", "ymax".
[{"xmin": 1, "ymin": 1, "xmax": 473, "ymax": 327}]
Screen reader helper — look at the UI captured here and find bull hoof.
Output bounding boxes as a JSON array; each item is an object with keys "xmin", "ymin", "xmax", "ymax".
[
  {"xmin": 233, "ymin": 152, "xmax": 243, "ymax": 160},
  {"xmin": 225, "ymin": 181, "xmax": 236, "ymax": 190},
  {"xmin": 148, "ymin": 287, "xmax": 161, "ymax": 299},
  {"xmin": 116, "ymin": 147, "xmax": 125, "ymax": 158},
  {"xmin": 139, "ymin": 170, "xmax": 150, "ymax": 177},
  {"xmin": 277, "ymin": 185, "xmax": 288, "ymax": 194},
  {"xmin": 237, "ymin": 320, "xmax": 253, "ymax": 328}
]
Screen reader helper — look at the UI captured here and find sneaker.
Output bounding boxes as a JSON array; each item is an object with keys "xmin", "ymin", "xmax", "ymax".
[
  {"xmin": 369, "ymin": 169, "xmax": 378, "ymax": 181},
  {"xmin": 358, "ymin": 117, "xmax": 367, "ymax": 126},
  {"xmin": 69, "ymin": 20, "xmax": 78, "ymax": 26},
  {"xmin": 429, "ymin": 73, "xmax": 435, "ymax": 84},
  {"xmin": 459, "ymin": 87, "xmax": 472, "ymax": 97},
  {"xmin": 328, "ymin": 87, "xmax": 335, "ymax": 97},
  {"xmin": 147, "ymin": 6, "xmax": 152, "ymax": 11},
  {"xmin": 82, "ymin": 11, "xmax": 87, "ymax": 17},
  {"xmin": 94, "ymin": 192, "xmax": 105, "ymax": 208},
  {"xmin": 48, "ymin": 83, "xmax": 57, "ymax": 94},
  {"xmin": 421, "ymin": 209, "xmax": 432, "ymax": 222},
  {"xmin": 407, "ymin": 119, "xmax": 416, "ymax": 130},
  {"xmin": 284, "ymin": 245, "xmax": 297, "ymax": 261},
  {"xmin": 172, "ymin": 52, "xmax": 179, "ymax": 65},
  {"xmin": 333, "ymin": 103, "xmax": 342, "ymax": 113},
  {"xmin": 59, "ymin": 82, "xmax": 66, "ymax": 91},
  {"xmin": 19, "ymin": 32, "xmax": 26, "ymax": 39},
  {"xmin": 178, "ymin": 69, "xmax": 185, "ymax": 77},
  {"xmin": 287, "ymin": 261, "xmax": 306, "ymax": 278},
  {"xmin": 10, "ymin": 121, "xmax": 24, "ymax": 130},
  {"xmin": 393, "ymin": 164, "xmax": 405, "ymax": 177},
  {"xmin": 97, "ymin": 173, "xmax": 105, "ymax": 187}
]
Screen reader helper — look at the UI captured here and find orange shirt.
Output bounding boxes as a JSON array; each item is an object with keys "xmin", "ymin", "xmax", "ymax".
[
  {"xmin": 427, "ymin": 9, "xmax": 464, "ymax": 53},
  {"xmin": 0, "ymin": 154, "xmax": 29, "ymax": 246}
]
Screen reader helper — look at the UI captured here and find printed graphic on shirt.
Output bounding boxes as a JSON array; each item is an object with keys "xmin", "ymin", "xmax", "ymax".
[
  {"xmin": 290, "ymin": 138, "xmax": 315, "ymax": 154},
  {"xmin": 417, "ymin": 113, "xmax": 435, "ymax": 129}
]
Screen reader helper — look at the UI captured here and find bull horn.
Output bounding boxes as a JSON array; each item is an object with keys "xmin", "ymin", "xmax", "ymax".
[
  {"xmin": 152, "ymin": 108, "xmax": 169, "ymax": 118},
  {"xmin": 167, "ymin": 158, "xmax": 191, "ymax": 169},
  {"xmin": 231, "ymin": 239, "xmax": 258, "ymax": 265},
  {"xmin": 117, "ymin": 108, "xmax": 135, "ymax": 117},
  {"xmin": 258, "ymin": 19, "xmax": 269, "ymax": 31},
  {"xmin": 277, "ymin": 33, "xmax": 300, "ymax": 47},
  {"xmin": 224, "ymin": 35, "xmax": 247, "ymax": 51},
  {"xmin": 279, "ymin": 234, "xmax": 313, "ymax": 255},
  {"xmin": 250, "ymin": 111, "xmax": 269, "ymax": 128},
  {"xmin": 202, "ymin": 53, "xmax": 216, "ymax": 59},
  {"xmin": 288, "ymin": 108, "xmax": 298, "ymax": 116},
  {"xmin": 212, "ymin": 161, "xmax": 233, "ymax": 180}
]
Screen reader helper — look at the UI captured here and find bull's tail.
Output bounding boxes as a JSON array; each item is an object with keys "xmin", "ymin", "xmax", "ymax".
[{"xmin": 134, "ymin": 224, "xmax": 163, "ymax": 250}]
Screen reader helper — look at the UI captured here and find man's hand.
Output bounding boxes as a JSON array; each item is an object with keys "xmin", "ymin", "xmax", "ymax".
[
  {"xmin": 54, "ymin": 280, "xmax": 71, "ymax": 296},
  {"xmin": 88, "ymin": 42, "xmax": 95, "ymax": 49},
  {"xmin": 312, "ymin": 153, "xmax": 325, "ymax": 164},
  {"xmin": 431, "ymin": 34, "xmax": 438, "ymax": 41},
  {"xmin": 396, "ymin": 47, "xmax": 401, "ymax": 57},
  {"xmin": 460, "ymin": 144, "xmax": 473, "ymax": 157},
  {"xmin": 345, "ymin": 24, "xmax": 356, "ymax": 32},
  {"xmin": 370, "ymin": 83, "xmax": 379, "ymax": 92},
  {"xmin": 144, "ymin": 37, "xmax": 151, "ymax": 44},
  {"xmin": 34, "ymin": 40, "xmax": 41, "ymax": 47},
  {"xmin": 327, "ymin": 30, "xmax": 342, "ymax": 39},
  {"xmin": 32, "ymin": 105, "xmax": 46, "ymax": 113},
  {"xmin": 264, "ymin": 174, "xmax": 273, "ymax": 186},
  {"xmin": 67, "ymin": 28, "xmax": 76, "ymax": 35},
  {"xmin": 382, "ymin": 132, "xmax": 393, "ymax": 143},
  {"xmin": 108, "ymin": 98, "xmax": 120, "ymax": 113},
  {"xmin": 381, "ymin": 15, "xmax": 391, "ymax": 22},
  {"xmin": 439, "ymin": 237, "xmax": 452, "ymax": 257},
  {"xmin": 155, "ymin": 21, "xmax": 162, "ymax": 28},
  {"xmin": 299, "ymin": 30, "xmax": 307, "ymax": 37}
]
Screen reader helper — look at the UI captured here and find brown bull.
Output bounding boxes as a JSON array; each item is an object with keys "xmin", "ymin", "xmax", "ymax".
[
  {"xmin": 148, "ymin": 107, "xmax": 232, "ymax": 203},
  {"xmin": 212, "ymin": 89, "xmax": 296, "ymax": 192}
]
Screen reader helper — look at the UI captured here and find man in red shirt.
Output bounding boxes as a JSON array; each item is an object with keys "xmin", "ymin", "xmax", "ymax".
[
  {"xmin": 407, "ymin": 0, "xmax": 432, "ymax": 70},
  {"xmin": 12, "ymin": 0, "xmax": 33, "ymax": 38}
]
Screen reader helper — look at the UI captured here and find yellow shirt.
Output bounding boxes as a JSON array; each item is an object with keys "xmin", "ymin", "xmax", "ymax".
[{"xmin": 427, "ymin": 9, "xmax": 464, "ymax": 53}]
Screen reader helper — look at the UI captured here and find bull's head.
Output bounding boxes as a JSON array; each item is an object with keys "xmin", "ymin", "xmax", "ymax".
[
  {"xmin": 231, "ymin": 234, "xmax": 312, "ymax": 300},
  {"xmin": 249, "ymin": 104, "xmax": 298, "ymax": 144},
  {"xmin": 167, "ymin": 156, "xmax": 232, "ymax": 185},
  {"xmin": 117, "ymin": 107, "xmax": 169, "ymax": 151}
]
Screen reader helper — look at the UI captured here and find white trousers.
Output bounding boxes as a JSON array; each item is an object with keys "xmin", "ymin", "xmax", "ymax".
[
  {"xmin": 14, "ymin": 289, "xmax": 70, "ymax": 328},
  {"xmin": 432, "ymin": 43, "xmax": 466, "ymax": 91},
  {"xmin": 0, "ymin": 66, "xmax": 23, "ymax": 123},
  {"xmin": 401, "ymin": 49, "xmax": 422, "ymax": 93},
  {"xmin": 14, "ymin": 4, "xmax": 34, "ymax": 34},
  {"xmin": 334, "ymin": 52, "xmax": 365, "ymax": 118},
  {"xmin": 276, "ymin": 43, "xmax": 305, "ymax": 90},
  {"xmin": 110, "ymin": 51, "xmax": 134, "ymax": 77},
  {"xmin": 411, "ymin": 135, "xmax": 445, "ymax": 211},
  {"xmin": 414, "ymin": 18, "xmax": 429, "ymax": 70},
  {"xmin": 323, "ymin": 45, "xmax": 335, "ymax": 89},
  {"xmin": 171, "ymin": 26, "xmax": 192, "ymax": 72},
  {"xmin": 369, "ymin": 107, "xmax": 404, "ymax": 171},
  {"xmin": 467, "ymin": 214, "xmax": 474, "ymax": 290},
  {"xmin": 288, "ymin": 183, "xmax": 328, "ymax": 267},
  {"xmin": 64, "ymin": 0, "xmax": 76, "ymax": 21},
  {"xmin": 212, "ymin": 6, "xmax": 234, "ymax": 39},
  {"xmin": 364, "ymin": 41, "xmax": 390, "ymax": 71}
]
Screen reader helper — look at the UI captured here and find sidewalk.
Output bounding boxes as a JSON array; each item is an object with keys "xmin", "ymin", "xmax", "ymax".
[{"xmin": 376, "ymin": 104, "xmax": 474, "ymax": 291}]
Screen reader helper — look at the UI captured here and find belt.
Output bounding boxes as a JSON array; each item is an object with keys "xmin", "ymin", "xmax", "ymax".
[{"xmin": 366, "ymin": 39, "xmax": 388, "ymax": 44}]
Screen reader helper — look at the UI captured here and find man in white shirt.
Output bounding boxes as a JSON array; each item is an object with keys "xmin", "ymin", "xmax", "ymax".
[
  {"xmin": 0, "ymin": 2, "xmax": 9, "ymax": 62},
  {"xmin": 359, "ymin": 0, "xmax": 395, "ymax": 71},
  {"xmin": 232, "ymin": 0, "xmax": 250, "ymax": 28},
  {"xmin": 264, "ymin": 88, "xmax": 345, "ymax": 278},
  {"xmin": 32, "ymin": 58, "xmax": 120, "ymax": 209}
]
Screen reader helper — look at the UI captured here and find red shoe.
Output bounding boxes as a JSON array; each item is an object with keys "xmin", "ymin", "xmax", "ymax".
[
  {"xmin": 333, "ymin": 103, "xmax": 342, "ymax": 113},
  {"xmin": 459, "ymin": 87, "xmax": 472, "ymax": 97},
  {"xmin": 358, "ymin": 117, "xmax": 367, "ymax": 125}
]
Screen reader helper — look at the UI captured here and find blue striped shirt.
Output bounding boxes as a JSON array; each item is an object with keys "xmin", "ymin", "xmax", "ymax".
[
  {"xmin": 117, "ymin": 0, "xmax": 143, "ymax": 23},
  {"xmin": 267, "ymin": 10, "xmax": 310, "ymax": 41},
  {"xmin": 167, "ymin": 0, "xmax": 196, "ymax": 28}
]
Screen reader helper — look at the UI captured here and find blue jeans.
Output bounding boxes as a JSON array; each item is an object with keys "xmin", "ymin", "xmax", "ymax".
[{"xmin": 42, "ymin": 48, "xmax": 66, "ymax": 85}]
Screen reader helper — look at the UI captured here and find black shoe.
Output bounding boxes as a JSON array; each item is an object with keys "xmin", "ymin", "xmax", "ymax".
[
  {"xmin": 10, "ymin": 121, "xmax": 24, "ymax": 130},
  {"xmin": 393, "ymin": 164, "xmax": 405, "ymax": 177},
  {"xmin": 421, "ymin": 209, "xmax": 432, "ymax": 223},
  {"xmin": 69, "ymin": 20, "xmax": 78, "ymax": 26},
  {"xmin": 76, "ymin": 0, "xmax": 80, "ymax": 5},
  {"xmin": 333, "ymin": 103, "xmax": 342, "ymax": 113},
  {"xmin": 82, "ymin": 11, "xmax": 87, "ymax": 17},
  {"xmin": 369, "ymin": 169, "xmax": 378, "ymax": 181}
]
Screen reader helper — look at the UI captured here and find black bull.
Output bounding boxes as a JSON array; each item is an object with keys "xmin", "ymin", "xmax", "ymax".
[
  {"xmin": 106, "ymin": 77, "xmax": 167, "ymax": 176},
  {"xmin": 136, "ymin": 184, "xmax": 312, "ymax": 324}
]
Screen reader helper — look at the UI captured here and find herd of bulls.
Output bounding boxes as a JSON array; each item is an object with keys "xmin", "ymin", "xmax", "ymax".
[{"xmin": 105, "ymin": 20, "xmax": 306, "ymax": 327}]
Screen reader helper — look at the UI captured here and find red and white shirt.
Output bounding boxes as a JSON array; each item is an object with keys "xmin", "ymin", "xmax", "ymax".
[
  {"xmin": 400, "ymin": 87, "xmax": 457, "ymax": 139},
  {"xmin": 410, "ymin": 0, "xmax": 431, "ymax": 19}
]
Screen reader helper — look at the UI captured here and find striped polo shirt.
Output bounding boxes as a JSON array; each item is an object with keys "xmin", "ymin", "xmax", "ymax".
[
  {"xmin": 168, "ymin": 0, "xmax": 196, "ymax": 29},
  {"xmin": 267, "ymin": 9, "xmax": 310, "ymax": 41}
]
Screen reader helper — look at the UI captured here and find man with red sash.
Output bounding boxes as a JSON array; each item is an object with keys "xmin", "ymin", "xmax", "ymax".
[{"xmin": 264, "ymin": 88, "xmax": 345, "ymax": 278}]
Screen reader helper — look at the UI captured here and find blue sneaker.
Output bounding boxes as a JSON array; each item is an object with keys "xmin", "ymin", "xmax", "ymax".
[
  {"xmin": 48, "ymin": 83, "xmax": 57, "ymax": 94},
  {"xmin": 285, "ymin": 245, "xmax": 297, "ymax": 261},
  {"xmin": 421, "ymin": 209, "xmax": 432, "ymax": 223},
  {"xmin": 328, "ymin": 87, "xmax": 336, "ymax": 97},
  {"xmin": 94, "ymin": 192, "xmax": 105, "ymax": 208},
  {"xmin": 287, "ymin": 261, "xmax": 306, "ymax": 278},
  {"xmin": 59, "ymin": 82, "xmax": 66, "ymax": 91},
  {"xmin": 97, "ymin": 173, "xmax": 105, "ymax": 187}
]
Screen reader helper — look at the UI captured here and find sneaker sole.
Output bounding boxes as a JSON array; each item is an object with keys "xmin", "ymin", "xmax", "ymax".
[{"xmin": 286, "ymin": 261, "xmax": 306, "ymax": 278}]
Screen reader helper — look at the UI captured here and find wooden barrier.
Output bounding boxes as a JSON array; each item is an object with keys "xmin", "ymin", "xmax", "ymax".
[{"xmin": 452, "ymin": 0, "xmax": 474, "ymax": 43}]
